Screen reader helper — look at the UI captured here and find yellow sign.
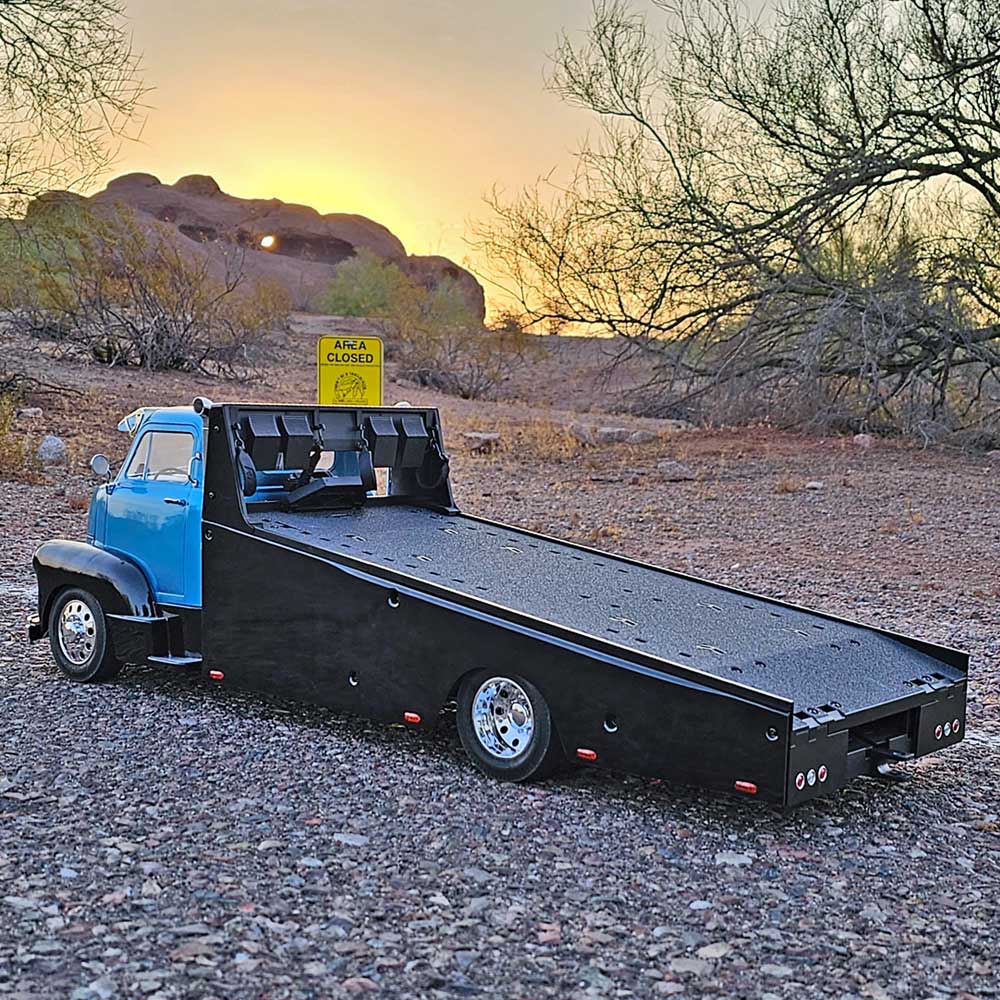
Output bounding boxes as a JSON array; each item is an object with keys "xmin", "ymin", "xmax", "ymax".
[{"xmin": 317, "ymin": 335, "xmax": 384, "ymax": 407}]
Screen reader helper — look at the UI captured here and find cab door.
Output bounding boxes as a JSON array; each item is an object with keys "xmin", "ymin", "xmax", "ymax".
[{"xmin": 104, "ymin": 427, "xmax": 197, "ymax": 605}]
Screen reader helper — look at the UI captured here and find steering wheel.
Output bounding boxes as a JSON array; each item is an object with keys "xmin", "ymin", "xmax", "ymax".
[{"xmin": 149, "ymin": 467, "xmax": 188, "ymax": 480}]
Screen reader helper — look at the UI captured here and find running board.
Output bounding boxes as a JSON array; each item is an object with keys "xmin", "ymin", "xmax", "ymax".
[
  {"xmin": 107, "ymin": 612, "xmax": 197, "ymax": 665},
  {"xmin": 147, "ymin": 654, "xmax": 202, "ymax": 667}
]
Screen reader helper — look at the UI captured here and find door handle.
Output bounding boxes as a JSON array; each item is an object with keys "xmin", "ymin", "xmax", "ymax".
[{"xmin": 163, "ymin": 497, "xmax": 188, "ymax": 506}]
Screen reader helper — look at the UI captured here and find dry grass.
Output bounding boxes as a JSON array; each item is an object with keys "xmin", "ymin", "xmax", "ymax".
[
  {"xmin": 66, "ymin": 492, "xmax": 90, "ymax": 512},
  {"xmin": 588, "ymin": 524, "xmax": 625, "ymax": 543},
  {"xmin": 774, "ymin": 476, "xmax": 803, "ymax": 494},
  {"xmin": 0, "ymin": 398, "xmax": 36, "ymax": 480},
  {"xmin": 879, "ymin": 502, "xmax": 926, "ymax": 535},
  {"xmin": 481, "ymin": 418, "xmax": 582, "ymax": 461}
]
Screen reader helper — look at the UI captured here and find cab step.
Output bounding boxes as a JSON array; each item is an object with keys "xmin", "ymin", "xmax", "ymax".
[{"xmin": 147, "ymin": 654, "xmax": 203, "ymax": 667}]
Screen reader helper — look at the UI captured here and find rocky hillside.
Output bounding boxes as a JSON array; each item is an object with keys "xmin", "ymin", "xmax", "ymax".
[{"xmin": 27, "ymin": 173, "xmax": 485, "ymax": 319}]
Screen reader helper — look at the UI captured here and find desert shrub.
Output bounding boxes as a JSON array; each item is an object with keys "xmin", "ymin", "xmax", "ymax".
[
  {"xmin": 392, "ymin": 281, "xmax": 530, "ymax": 399},
  {"xmin": 623, "ymin": 321, "xmax": 1000, "ymax": 443},
  {"xmin": 398, "ymin": 324, "xmax": 529, "ymax": 399},
  {"xmin": 0, "ymin": 397, "xmax": 31, "ymax": 479},
  {"xmin": 488, "ymin": 308, "xmax": 529, "ymax": 335},
  {"xmin": 501, "ymin": 418, "xmax": 581, "ymax": 461},
  {"xmin": 320, "ymin": 251, "xmax": 527, "ymax": 399},
  {"xmin": 318, "ymin": 249, "xmax": 413, "ymax": 320},
  {"xmin": 1, "ymin": 205, "xmax": 290, "ymax": 378},
  {"xmin": 202, "ymin": 278, "xmax": 292, "ymax": 376}
]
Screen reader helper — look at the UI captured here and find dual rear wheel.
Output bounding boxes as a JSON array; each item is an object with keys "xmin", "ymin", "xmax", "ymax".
[{"xmin": 455, "ymin": 670, "xmax": 562, "ymax": 781}]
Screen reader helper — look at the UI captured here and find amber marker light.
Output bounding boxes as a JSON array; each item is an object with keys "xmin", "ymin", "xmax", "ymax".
[{"xmin": 260, "ymin": 234, "xmax": 276, "ymax": 249}]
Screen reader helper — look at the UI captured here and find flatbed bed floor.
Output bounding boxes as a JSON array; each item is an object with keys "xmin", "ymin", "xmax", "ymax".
[{"xmin": 249, "ymin": 505, "xmax": 961, "ymax": 717}]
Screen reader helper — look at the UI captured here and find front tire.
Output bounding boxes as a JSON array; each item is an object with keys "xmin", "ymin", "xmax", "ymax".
[
  {"xmin": 456, "ymin": 670, "xmax": 562, "ymax": 782},
  {"xmin": 48, "ymin": 588, "xmax": 123, "ymax": 683}
]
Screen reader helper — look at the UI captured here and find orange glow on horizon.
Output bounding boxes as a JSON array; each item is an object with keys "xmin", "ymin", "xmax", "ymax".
[{"xmin": 101, "ymin": 0, "xmax": 604, "ymax": 313}]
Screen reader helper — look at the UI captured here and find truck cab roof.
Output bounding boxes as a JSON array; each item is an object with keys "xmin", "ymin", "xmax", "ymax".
[{"xmin": 118, "ymin": 405, "xmax": 200, "ymax": 436}]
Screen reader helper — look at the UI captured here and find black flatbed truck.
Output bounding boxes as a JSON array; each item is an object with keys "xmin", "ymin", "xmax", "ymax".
[{"xmin": 29, "ymin": 399, "xmax": 969, "ymax": 806}]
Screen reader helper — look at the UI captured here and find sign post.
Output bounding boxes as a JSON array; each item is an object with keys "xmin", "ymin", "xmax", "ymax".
[{"xmin": 317, "ymin": 335, "xmax": 384, "ymax": 406}]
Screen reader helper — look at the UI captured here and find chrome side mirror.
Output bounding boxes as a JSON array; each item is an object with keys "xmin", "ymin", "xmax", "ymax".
[{"xmin": 90, "ymin": 454, "xmax": 111, "ymax": 480}]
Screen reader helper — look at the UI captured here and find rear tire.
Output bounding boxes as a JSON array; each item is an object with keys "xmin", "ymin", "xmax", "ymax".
[
  {"xmin": 456, "ymin": 670, "xmax": 563, "ymax": 782},
  {"xmin": 48, "ymin": 588, "xmax": 123, "ymax": 683}
]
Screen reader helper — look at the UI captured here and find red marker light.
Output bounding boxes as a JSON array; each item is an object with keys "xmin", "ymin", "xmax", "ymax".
[
  {"xmin": 734, "ymin": 780, "xmax": 758, "ymax": 795},
  {"xmin": 208, "ymin": 670, "xmax": 224, "ymax": 681},
  {"xmin": 795, "ymin": 772, "xmax": 806, "ymax": 790},
  {"xmin": 817, "ymin": 765, "xmax": 828, "ymax": 783},
  {"xmin": 403, "ymin": 711, "xmax": 421, "ymax": 724},
  {"xmin": 953, "ymin": 718, "xmax": 961, "ymax": 734},
  {"xmin": 576, "ymin": 748, "xmax": 598, "ymax": 761}
]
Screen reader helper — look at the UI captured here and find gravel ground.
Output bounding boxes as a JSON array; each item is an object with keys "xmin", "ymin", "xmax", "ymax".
[{"xmin": 1, "ymin": 374, "xmax": 998, "ymax": 998}]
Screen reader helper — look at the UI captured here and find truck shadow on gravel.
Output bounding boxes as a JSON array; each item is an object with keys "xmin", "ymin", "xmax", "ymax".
[{"xmin": 108, "ymin": 662, "xmax": 927, "ymax": 832}]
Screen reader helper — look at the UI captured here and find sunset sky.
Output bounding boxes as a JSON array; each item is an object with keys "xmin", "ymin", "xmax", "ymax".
[{"xmin": 111, "ymin": 0, "xmax": 605, "ymax": 305}]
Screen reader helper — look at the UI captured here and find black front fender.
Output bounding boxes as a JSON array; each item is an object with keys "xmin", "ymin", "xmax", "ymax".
[{"xmin": 31, "ymin": 541, "xmax": 156, "ymax": 655}]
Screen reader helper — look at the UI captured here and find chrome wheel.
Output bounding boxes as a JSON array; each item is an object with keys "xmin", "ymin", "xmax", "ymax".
[
  {"xmin": 58, "ymin": 598, "xmax": 97, "ymax": 666},
  {"xmin": 471, "ymin": 676, "xmax": 535, "ymax": 760}
]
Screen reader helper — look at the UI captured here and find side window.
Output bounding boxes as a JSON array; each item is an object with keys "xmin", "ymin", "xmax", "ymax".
[
  {"xmin": 146, "ymin": 432, "xmax": 194, "ymax": 482},
  {"xmin": 123, "ymin": 432, "xmax": 193, "ymax": 483}
]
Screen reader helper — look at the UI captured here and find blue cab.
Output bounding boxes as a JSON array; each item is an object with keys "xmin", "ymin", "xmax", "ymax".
[{"xmin": 89, "ymin": 406, "xmax": 205, "ymax": 608}]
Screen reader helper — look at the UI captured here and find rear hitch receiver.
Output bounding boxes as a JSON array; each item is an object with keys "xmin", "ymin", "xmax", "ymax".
[{"xmin": 854, "ymin": 731, "xmax": 915, "ymax": 764}]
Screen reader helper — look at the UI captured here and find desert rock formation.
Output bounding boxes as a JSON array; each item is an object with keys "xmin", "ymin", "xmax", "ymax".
[{"xmin": 30, "ymin": 173, "xmax": 485, "ymax": 319}]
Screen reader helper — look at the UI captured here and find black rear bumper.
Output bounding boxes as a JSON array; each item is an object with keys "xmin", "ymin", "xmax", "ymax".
[{"xmin": 786, "ymin": 675, "xmax": 967, "ymax": 805}]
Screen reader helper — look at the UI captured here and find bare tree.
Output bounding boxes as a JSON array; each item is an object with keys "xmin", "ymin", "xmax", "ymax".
[
  {"xmin": 0, "ymin": 0, "xmax": 144, "ymax": 399},
  {"xmin": 477, "ymin": 0, "xmax": 1000, "ymax": 434},
  {"xmin": 0, "ymin": 0, "xmax": 144, "ymax": 207}
]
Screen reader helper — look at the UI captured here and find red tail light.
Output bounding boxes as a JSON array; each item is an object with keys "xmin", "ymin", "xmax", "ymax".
[
  {"xmin": 576, "ymin": 748, "xmax": 598, "ymax": 761},
  {"xmin": 208, "ymin": 670, "xmax": 224, "ymax": 681},
  {"xmin": 734, "ymin": 780, "xmax": 758, "ymax": 795},
  {"xmin": 403, "ymin": 712, "xmax": 421, "ymax": 724}
]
